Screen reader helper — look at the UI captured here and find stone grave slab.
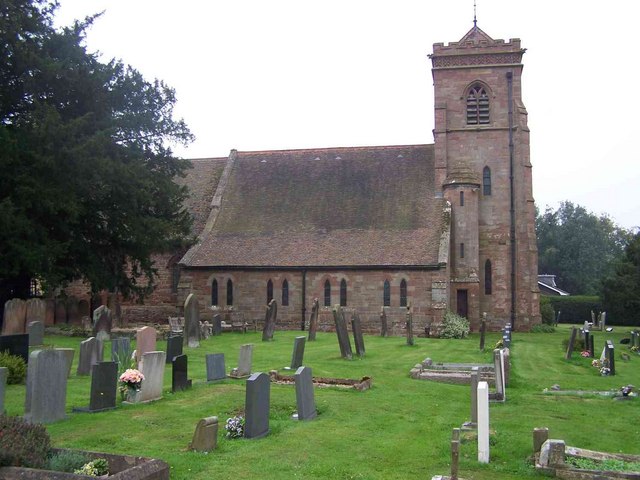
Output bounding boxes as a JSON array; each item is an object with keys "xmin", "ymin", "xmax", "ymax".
[
  {"xmin": 136, "ymin": 326, "xmax": 157, "ymax": 363},
  {"xmin": 380, "ymin": 308, "xmax": 388, "ymax": 337},
  {"xmin": 565, "ymin": 327, "xmax": 578, "ymax": 360},
  {"xmin": 25, "ymin": 299, "xmax": 45, "ymax": 327},
  {"xmin": 166, "ymin": 334, "xmax": 183, "ymax": 364},
  {"xmin": 206, "ymin": 353, "xmax": 226, "ymax": 382},
  {"xmin": 294, "ymin": 366, "xmax": 317, "ymax": 420},
  {"xmin": 190, "ymin": 416, "xmax": 218, "ymax": 452},
  {"xmin": 477, "ymin": 381, "xmax": 490, "ymax": 463},
  {"xmin": 406, "ymin": 309, "xmax": 414, "ymax": 346},
  {"xmin": 230, "ymin": 344, "xmax": 253, "ymax": 378},
  {"xmin": 212, "ymin": 313, "xmax": 222, "ymax": 336},
  {"xmin": 333, "ymin": 306, "xmax": 353, "ymax": 360},
  {"xmin": 244, "ymin": 372, "xmax": 270, "ymax": 439},
  {"xmin": 0, "ymin": 334, "xmax": 29, "ymax": 363},
  {"xmin": 74, "ymin": 361, "xmax": 118, "ymax": 413},
  {"xmin": 27, "ymin": 320, "xmax": 44, "ymax": 346},
  {"xmin": 2, "ymin": 299, "xmax": 26, "ymax": 335},
  {"xmin": 137, "ymin": 351, "xmax": 166, "ymax": 403},
  {"xmin": 289, "ymin": 336, "xmax": 306, "ymax": 370},
  {"xmin": 25, "ymin": 349, "xmax": 69, "ymax": 423},
  {"xmin": 77, "ymin": 337, "xmax": 100, "ymax": 376},
  {"xmin": 184, "ymin": 293, "xmax": 201, "ymax": 348},
  {"xmin": 171, "ymin": 354, "xmax": 192, "ymax": 392},
  {"xmin": 351, "ymin": 313, "xmax": 365, "ymax": 357}
]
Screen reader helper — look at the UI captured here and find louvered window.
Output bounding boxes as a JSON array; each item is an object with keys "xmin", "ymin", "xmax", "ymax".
[{"xmin": 467, "ymin": 84, "xmax": 490, "ymax": 125}]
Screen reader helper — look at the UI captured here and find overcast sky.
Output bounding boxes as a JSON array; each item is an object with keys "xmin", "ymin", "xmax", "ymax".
[{"xmin": 53, "ymin": 0, "xmax": 640, "ymax": 230}]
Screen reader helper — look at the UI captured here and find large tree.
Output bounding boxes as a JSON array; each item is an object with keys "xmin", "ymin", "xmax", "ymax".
[
  {"xmin": 536, "ymin": 201, "xmax": 630, "ymax": 295},
  {"xmin": 0, "ymin": 0, "xmax": 194, "ymax": 299},
  {"xmin": 602, "ymin": 232, "xmax": 640, "ymax": 325}
]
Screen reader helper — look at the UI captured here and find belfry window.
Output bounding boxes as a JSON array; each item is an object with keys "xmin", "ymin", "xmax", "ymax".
[
  {"xmin": 467, "ymin": 84, "xmax": 490, "ymax": 125},
  {"xmin": 483, "ymin": 166, "xmax": 492, "ymax": 196},
  {"xmin": 324, "ymin": 280, "xmax": 331, "ymax": 307}
]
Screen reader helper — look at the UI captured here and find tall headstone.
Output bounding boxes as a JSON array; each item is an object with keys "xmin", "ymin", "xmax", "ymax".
[
  {"xmin": 138, "ymin": 351, "xmax": 166, "ymax": 403},
  {"xmin": 294, "ymin": 366, "xmax": 316, "ymax": 421},
  {"xmin": 0, "ymin": 367, "xmax": 7, "ymax": 413},
  {"xmin": 606, "ymin": 340, "xmax": 616, "ymax": 376},
  {"xmin": 230, "ymin": 344, "xmax": 253, "ymax": 378},
  {"xmin": 206, "ymin": 353, "xmax": 226, "ymax": 381},
  {"xmin": 406, "ymin": 308, "xmax": 414, "ymax": 346},
  {"xmin": 25, "ymin": 349, "xmax": 69, "ymax": 423},
  {"xmin": 54, "ymin": 298, "xmax": 67, "ymax": 324},
  {"xmin": 600, "ymin": 311, "xmax": 607, "ymax": 332},
  {"xmin": 136, "ymin": 326, "xmax": 157, "ymax": 363},
  {"xmin": 77, "ymin": 337, "xmax": 100, "ymax": 376},
  {"xmin": 166, "ymin": 334, "xmax": 183, "ymax": 364},
  {"xmin": 74, "ymin": 361, "xmax": 118, "ymax": 413},
  {"xmin": 44, "ymin": 299, "xmax": 55, "ymax": 326},
  {"xmin": 212, "ymin": 313, "xmax": 222, "ymax": 336},
  {"xmin": 27, "ymin": 321, "xmax": 44, "ymax": 346},
  {"xmin": 184, "ymin": 293, "xmax": 201, "ymax": 348},
  {"xmin": 493, "ymin": 349, "xmax": 506, "ymax": 402},
  {"xmin": 2, "ymin": 298, "xmax": 26, "ymax": 335},
  {"xmin": 172, "ymin": 354, "xmax": 192, "ymax": 392},
  {"xmin": 25, "ymin": 299, "xmax": 45, "ymax": 327},
  {"xmin": 0, "ymin": 334, "xmax": 29, "ymax": 363},
  {"xmin": 289, "ymin": 336, "xmax": 306, "ymax": 369},
  {"xmin": 467, "ymin": 366, "xmax": 479, "ymax": 427},
  {"xmin": 57, "ymin": 348, "xmax": 75, "ymax": 378},
  {"xmin": 479, "ymin": 314, "xmax": 487, "ymax": 351},
  {"xmin": 189, "ymin": 417, "xmax": 218, "ymax": 452},
  {"xmin": 111, "ymin": 337, "xmax": 132, "ymax": 366},
  {"xmin": 92, "ymin": 305, "xmax": 112, "ymax": 342},
  {"xmin": 380, "ymin": 308, "xmax": 388, "ymax": 337},
  {"xmin": 244, "ymin": 372, "xmax": 270, "ymax": 439},
  {"xmin": 477, "ymin": 381, "xmax": 490, "ymax": 463},
  {"xmin": 262, "ymin": 299, "xmax": 277, "ymax": 341},
  {"xmin": 351, "ymin": 312, "xmax": 365, "ymax": 357},
  {"xmin": 332, "ymin": 306, "xmax": 353, "ymax": 360},
  {"xmin": 564, "ymin": 327, "xmax": 577, "ymax": 360},
  {"xmin": 66, "ymin": 296, "xmax": 80, "ymax": 325},
  {"xmin": 308, "ymin": 299, "xmax": 319, "ymax": 341}
]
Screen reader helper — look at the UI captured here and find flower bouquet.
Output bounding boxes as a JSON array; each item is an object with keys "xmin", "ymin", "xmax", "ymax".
[
  {"xmin": 225, "ymin": 415, "xmax": 245, "ymax": 439},
  {"xmin": 119, "ymin": 368, "xmax": 145, "ymax": 401}
]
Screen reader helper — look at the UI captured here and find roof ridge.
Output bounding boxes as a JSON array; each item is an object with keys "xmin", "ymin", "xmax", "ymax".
[{"xmin": 236, "ymin": 144, "xmax": 432, "ymax": 156}]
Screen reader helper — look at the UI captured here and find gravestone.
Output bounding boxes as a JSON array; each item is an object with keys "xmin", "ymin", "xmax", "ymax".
[
  {"xmin": 463, "ymin": 366, "xmax": 479, "ymax": 429},
  {"xmin": 539, "ymin": 440, "xmax": 566, "ymax": 468},
  {"xmin": 137, "ymin": 351, "xmax": 166, "ymax": 403},
  {"xmin": 479, "ymin": 315, "xmax": 487, "ymax": 351},
  {"xmin": 600, "ymin": 311, "xmax": 607, "ymax": 332},
  {"xmin": 308, "ymin": 299, "xmax": 319, "ymax": 341},
  {"xmin": 0, "ymin": 367, "xmax": 6, "ymax": 413},
  {"xmin": 2, "ymin": 298, "xmax": 26, "ymax": 335},
  {"xmin": 230, "ymin": 344, "xmax": 253, "ymax": 378},
  {"xmin": 477, "ymin": 381, "xmax": 490, "ymax": 463},
  {"xmin": 289, "ymin": 336, "xmax": 306, "ymax": 369},
  {"xmin": 406, "ymin": 308, "xmax": 414, "ymax": 346},
  {"xmin": 77, "ymin": 337, "xmax": 100, "ymax": 376},
  {"xmin": 184, "ymin": 293, "xmax": 201, "ymax": 348},
  {"xmin": 294, "ymin": 366, "xmax": 317, "ymax": 420},
  {"xmin": 111, "ymin": 337, "xmax": 132, "ymax": 366},
  {"xmin": 24, "ymin": 349, "xmax": 69, "ymax": 423},
  {"xmin": 25, "ymin": 298, "xmax": 46, "ymax": 328},
  {"xmin": 172, "ymin": 354, "xmax": 192, "ymax": 392},
  {"xmin": 27, "ymin": 321, "xmax": 44, "ymax": 346},
  {"xmin": 92, "ymin": 305, "xmax": 112, "ymax": 342},
  {"xmin": 189, "ymin": 417, "xmax": 218, "ymax": 452},
  {"xmin": 564, "ymin": 327, "xmax": 578, "ymax": 360},
  {"xmin": 0, "ymin": 334, "xmax": 29, "ymax": 363},
  {"xmin": 451, "ymin": 428, "xmax": 461, "ymax": 480},
  {"xmin": 200, "ymin": 321, "xmax": 212, "ymax": 339},
  {"xmin": 136, "ymin": 326, "xmax": 157, "ymax": 363},
  {"xmin": 78, "ymin": 299, "xmax": 90, "ymax": 319},
  {"xmin": 74, "ymin": 361, "xmax": 118, "ymax": 413},
  {"xmin": 244, "ymin": 372, "xmax": 270, "ymax": 439},
  {"xmin": 351, "ymin": 312, "xmax": 365, "ymax": 357},
  {"xmin": 606, "ymin": 340, "xmax": 616, "ymax": 376},
  {"xmin": 332, "ymin": 306, "xmax": 353, "ymax": 360},
  {"xmin": 45, "ymin": 299, "xmax": 55, "ymax": 326},
  {"xmin": 212, "ymin": 313, "xmax": 222, "ymax": 336},
  {"xmin": 166, "ymin": 334, "xmax": 183, "ymax": 364},
  {"xmin": 380, "ymin": 308, "xmax": 388, "ymax": 337},
  {"xmin": 54, "ymin": 298, "xmax": 67, "ymax": 324},
  {"xmin": 206, "ymin": 353, "xmax": 226, "ymax": 381},
  {"xmin": 262, "ymin": 299, "xmax": 277, "ymax": 341},
  {"xmin": 107, "ymin": 293, "xmax": 122, "ymax": 327},
  {"xmin": 168, "ymin": 316, "xmax": 184, "ymax": 334},
  {"xmin": 57, "ymin": 348, "xmax": 75, "ymax": 378},
  {"xmin": 66, "ymin": 296, "xmax": 80, "ymax": 325},
  {"xmin": 494, "ymin": 349, "xmax": 506, "ymax": 402}
]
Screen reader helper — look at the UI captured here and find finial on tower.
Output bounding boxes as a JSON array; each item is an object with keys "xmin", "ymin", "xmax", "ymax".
[{"xmin": 473, "ymin": 0, "xmax": 477, "ymax": 28}]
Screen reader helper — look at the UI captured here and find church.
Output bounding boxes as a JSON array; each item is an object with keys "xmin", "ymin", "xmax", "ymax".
[{"xmin": 115, "ymin": 23, "xmax": 541, "ymax": 333}]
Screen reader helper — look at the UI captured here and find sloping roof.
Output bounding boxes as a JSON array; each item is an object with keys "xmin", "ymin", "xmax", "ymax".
[{"xmin": 182, "ymin": 144, "xmax": 447, "ymax": 268}]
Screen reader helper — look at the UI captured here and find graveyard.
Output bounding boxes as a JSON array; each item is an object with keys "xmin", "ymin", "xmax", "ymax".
[{"xmin": 1, "ymin": 324, "xmax": 638, "ymax": 480}]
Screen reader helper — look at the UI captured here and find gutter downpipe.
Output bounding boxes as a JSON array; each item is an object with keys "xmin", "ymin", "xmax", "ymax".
[
  {"xmin": 301, "ymin": 269, "xmax": 307, "ymax": 330},
  {"xmin": 507, "ymin": 71, "xmax": 516, "ymax": 330}
]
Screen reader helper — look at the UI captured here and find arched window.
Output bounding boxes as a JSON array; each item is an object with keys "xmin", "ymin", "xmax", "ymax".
[
  {"xmin": 282, "ymin": 279, "xmax": 289, "ymax": 306},
  {"xmin": 483, "ymin": 166, "xmax": 492, "ymax": 196},
  {"xmin": 211, "ymin": 279, "xmax": 218, "ymax": 306},
  {"xmin": 324, "ymin": 280, "xmax": 331, "ymax": 307},
  {"xmin": 485, "ymin": 259, "xmax": 492, "ymax": 295},
  {"xmin": 466, "ymin": 84, "xmax": 490, "ymax": 125},
  {"xmin": 460, "ymin": 190, "xmax": 464, "ymax": 206},
  {"xmin": 383, "ymin": 280, "xmax": 391, "ymax": 307},
  {"xmin": 267, "ymin": 279, "xmax": 273, "ymax": 304},
  {"xmin": 340, "ymin": 279, "xmax": 347, "ymax": 307},
  {"xmin": 460, "ymin": 243, "xmax": 465, "ymax": 259},
  {"xmin": 226, "ymin": 279, "xmax": 233, "ymax": 306},
  {"xmin": 400, "ymin": 279, "xmax": 408, "ymax": 307}
]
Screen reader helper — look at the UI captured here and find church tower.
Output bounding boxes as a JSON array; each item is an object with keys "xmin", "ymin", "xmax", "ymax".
[{"xmin": 430, "ymin": 23, "xmax": 540, "ymax": 331}]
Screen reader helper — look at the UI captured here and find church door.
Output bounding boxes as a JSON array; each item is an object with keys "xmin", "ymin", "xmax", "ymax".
[{"xmin": 456, "ymin": 289, "xmax": 468, "ymax": 319}]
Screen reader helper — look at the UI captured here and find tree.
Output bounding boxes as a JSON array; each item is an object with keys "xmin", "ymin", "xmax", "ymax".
[
  {"xmin": 602, "ymin": 232, "xmax": 640, "ymax": 326},
  {"xmin": 536, "ymin": 201, "xmax": 630, "ymax": 295},
  {"xmin": 0, "ymin": 0, "xmax": 194, "ymax": 299}
]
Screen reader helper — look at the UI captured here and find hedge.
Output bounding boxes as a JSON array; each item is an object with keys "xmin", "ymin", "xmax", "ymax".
[{"xmin": 544, "ymin": 295, "xmax": 601, "ymax": 324}]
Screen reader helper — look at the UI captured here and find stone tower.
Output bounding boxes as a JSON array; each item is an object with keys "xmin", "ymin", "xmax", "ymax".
[{"xmin": 430, "ymin": 24, "xmax": 540, "ymax": 331}]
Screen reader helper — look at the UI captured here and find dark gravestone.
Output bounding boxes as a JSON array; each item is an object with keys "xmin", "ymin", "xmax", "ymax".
[
  {"xmin": 172, "ymin": 354, "xmax": 192, "ymax": 392},
  {"xmin": 380, "ymin": 308, "xmax": 388, "ymax": 337},
  {"xmin": 589, "ymin": 335, "xmax": 595, "ymax": 359},
  {"xmin": 74, "ymin": 361, "xmax": 118, "ymax": 413},
  {"xmin": 184, "ymin": 293, "xmax": 201, "ymax": 348},
  {"xmin": 606, "ymin": 340, "xmax": 616, "ymax": 376},
  {"xmin": 406, "ymin": 308, "xmax": 414, "ymax": 346},
  {"xmin": 27, "ymin": 321, "xmax": 44, "ymax": 346},
  {"xmin": 206, "ymin": 353, "xmax": 226, "ymax": 381},
  {"xmin": 351, "ymin": 312, "xmax": 365, "ymax": 357},
  {"xmin": 92, "ymin": 305, "xmax": 112, "ymax": 342},
  {"xmin": 111, "ymin": 337, "xmax": 131, "ymax": 365},
  {"xmin": 244, "ymin": 372, "xmax": 270, "ymax": 439},
  {"xmin": 25, "ymin": 349, "xmax": 69, "ymax": 423},
  {"xmin": 294, "ymin": 366, "xmax": 317, "ymax": 420},
  {"xmin": 564, "ymin": 327, "xmax": 578, "ymax": 360},
  {"xmin": 0, "ymin": 334, "xmax": 29, "ymax": 363},
  {"xmin": 54, "ymin": 298, "xmax": 67, "ymax": 324},
  {"xmin": 289, "ymin": 336, "xmax": 306, "ymax": 369},
  {"xmin": 212, "ymin": 313, "xmax": 222, "ymax": 336},
  {"xmin": 166, "ymin": 335, "xmax": 184, "ymax": 364},
  {"xmin": 308, "ymin": 299, "xmax": 319, "ymax": 341},
  {"xmin": 332, "ymin": 306, "xmax": 353, "ymax": 360},
  {"xmin": 262, "ymin": 299, "xmax": 277, "ymax": 341},
  {"xmin": 583, "ymin": 330, "xmax": 590, "ymax": 356}
]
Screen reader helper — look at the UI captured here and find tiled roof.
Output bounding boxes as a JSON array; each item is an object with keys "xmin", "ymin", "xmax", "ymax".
[{"xmin": 183, "ymin": 144, "xmax": 447, "ymax": 268}]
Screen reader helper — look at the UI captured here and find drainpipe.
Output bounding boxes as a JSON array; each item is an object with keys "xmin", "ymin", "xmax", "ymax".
[
  {"xmin": 301, "ymin": 269, "xmax": 307, "ymax": 330},
  {"xmin": 507, "ymin": 71, "xmax": 516, "ymax": 329}
]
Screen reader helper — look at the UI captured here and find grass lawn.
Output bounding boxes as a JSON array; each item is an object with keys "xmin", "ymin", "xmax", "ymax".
[{"xmin": 3, "ymin": 324, "xmax": 639, "ymax": 479}]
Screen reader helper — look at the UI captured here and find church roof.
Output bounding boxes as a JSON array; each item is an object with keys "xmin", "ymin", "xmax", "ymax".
[{"xmin": 181, "ymin": 144, "xmax": 448, "ymax": 268}]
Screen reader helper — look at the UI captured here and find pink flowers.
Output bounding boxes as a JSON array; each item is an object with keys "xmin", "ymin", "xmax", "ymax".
[{"xmin": 119, "ymin": 369, "xmax": 145, "ymax": 389}]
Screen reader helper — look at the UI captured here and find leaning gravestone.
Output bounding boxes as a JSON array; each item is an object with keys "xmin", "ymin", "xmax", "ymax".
[
  {"xmin": 494, "ymin": 349, "xmax": 506, "ymax": 402},
  {"xmin": 166, "ymin": 334, "xmax": 183, "ymax": 364},
  {"xmin": 172, "ymin": 354, "xmax": 192, "ymax": 392},
  {"xmin": 308, "ymin": 299, "xmax": 319, "ymax": 341},
  {"xmin": 74, "ymin": 361, "xmax": 118, "ymax": 413},
  {"xmin": 24, "ymin": 349, "xmax": 69, "ymax": 423},
  {"xmin": 351, "ymin": 312, "xmax": 365, "ymax": 357},
  {"xmin": 137, "ymin": 351, "xmax": 166, "ymax": 403},
  {"xmin": 0, "ymin": 333, "xmax": 29, "ymax": 363},
  {"xmin": 111, "ymin": 337, "xmax": 131, "ymax": 366},
  {"xmin": 2, "ymin": 299, "xmax": 26, "ymax": 335},
  {"xmin": 77, "ymin": 337, "xmax": 100, "ymax": 376},
  {"xmin": 244, "ymin": 372, "xmax": 270, "ymax": 439},
  {"xmin": 294, "ymin": 366, "xmax": 317, "ymax": 421},
  {"xmin": 184, "ymin": 293, "xmax": 201, "ymax": 348},
  {"xmin": 27, "ymin": 321, "xmax": 44, "ymax": 346},
  {"xmin": 136, "ymin": 326, "xmax": 157, "ymax": 363},
  {"xmin": 262, "ymin": 299, "xmax": 278, "ymax": 341},
  {"xmin": 380, "ymin": 308, "xmax": 388, "ymax": 337},
  {"xmin": 189, "ymin": 417, "xmax": 218, "ymax": 452},
  {"xmin": 230, "ymin": 344, "xmax": 253, "ymax": 378},
  {"xmin": 0, "ymin": 367, "xmax": 7, "ymax": 413},
  {"xmin": 564, "ymin": 327, "xmax": 578, "ymax": 360},
  {"xmin": 332, "ymin": 306, "xmax": 353, "ymax": 360},
  {"xmin": 406, "ymin": 307, "xmax": 414, "ymax": 346},
  {"xmin": 289, "ymin": 336, "xmax": 306, "ymax": 369},
  {"xmin": 92, "ymin": 305, "xmax": 112, "ymax": 342},
  {"xmin": 206, "ymin": 353, "xmax": 226, "ymax": 381}
]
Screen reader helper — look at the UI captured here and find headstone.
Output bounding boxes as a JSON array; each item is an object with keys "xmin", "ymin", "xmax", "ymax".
[
  {"xmin": 66, "ymin": 296, "xmax": 80, "ymax": 325},
  {"xmin": 78, "ymin": 299, "xmax": 90, "ymax": 319},
  {"xmin": 289, "ymin": 336, "xmax": 306, "ymax": 369},
  {"xmin": 74, "ymin": 361, "xmax": 118, "ymax": 413},
  {"xmin": 166, "ymin": 334, "xmax": 183, "ymax": 364},
  {"xmin": 92, "ymin": 305, "xmax": 112, "ymax": 342},
  {"xmin": 606, "ymin": 340, "xmax": 616, "ymax": 376},
  {"xmin": 467, "ymin": 366, "xmax": 479, "ymax": 427},
  {"xmin": 230, "ymin": 344, "xmax": 253, "ymax": 378},
  {"xmin": 172, "ymin": 354, "xmax": 192, "ymax": 392},
  {"xmin": 2, "ymin": 298, "xmax": 26, "ymax": 335},
  {"xmin": 0, "ymin": 333, "xmax": 29, "ymax": 363},
  {"xmin": 111, "ymin": 337, "xmax": 132, "ymax": 366},
  {"xmin": 107, "ymin": 293, "xmax": 122, "ymax": 327},
  {"xmin": 189, "ymin": 416, "xmax": 218, "ymax": 452},
  {"xmin": 332, "ymin": 306, "xmax": 353, "ymax": 360},
  {"xmin": 351, "ymin": 312, "xmax": 365, "ymax": 357},
  {"xmin": 212, "ymin": 313, "xmax": 222, "ymax": 336},
  {"xmin": 294, "ymin": 366, "xmax": 316, "ymax": 420},
  {"xmin": 539, "ymin": 439, "xmax": 566, "ymax": 468},
  {"xmin": 183, "ymin": 294, "xmax": 200, "ymax": 348},
  {"xmin": 77, "ymin": 337, "xmax": 100, "ymax": 376},
  {"xmin": 380, "ymin": 308, "xmax": 388, "ymax": 337},
  {"xmin": 25, "ymin": 298, "xmax": 45, "ymax": 328},
  {"xmin": 0, "ymin": 367, "xmax": 7, "ymax": 413},
  {"xmin": 451, "ymin": 428, "xmax": 460, "ymax": 480},
  {"xmin": 244, "ymin": 372, "xmax": 270, "ymax": 439},
  {"xmin": 54, "ymin": 298, "xmax": 67, "ymax": 324},
  {"xmin": 533, "ymin": 427, "xmax": 549, "ymax": 454},
  {"xmin": 262, "ymin": 299, "xmax": 277, "ymax": 341},
  {"xmin": 136, "ymin": 326, "xmax": 157, "ymax": 363},
  {"xmin": 308, "ymin": 299, "xmax": 319, "ymax": 341},
  {"xmin": 27, "ymin": 321, "xmax": 44, "ymax": 346},
  {"xmin": 57, "ymin": 348, "xmax": 75, "ymax": 378},
  {"xmin": 44, "ymin": 299, "xmax": 55, "ymax": 326},
  {"xmin": 479, "ymin": 315, "xmax": 487, "ymax": 351},
  {"xmin": 494, "ymin": 349, "xmax": 506, "ymax": 402},
  {"xmin": 600, "ymin": 312, "xmax": 606, "ymax": 331},
  {"xmin": 477, "ymin": 381, "xmax": 490, "ymax": 463},
  {"xmin": 24, "ymin": 349, "xmax": 69, "ymax": 423},
  {"xmin": 564, "ymin": 327, "xmax": 577, "ymax": 360},
  {"xmin": 206, "ymin": 353, "xmax": 226, "ymax": 381},
  {"xmin": 406, "ymin": 308, "xmax": 414, "ymax": 346},
  {"xmin": 137, "ymin": 351, "xmax": 166, "ymax": 403}
]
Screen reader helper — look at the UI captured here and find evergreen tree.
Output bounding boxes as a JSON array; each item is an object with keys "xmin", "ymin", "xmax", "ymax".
[{"xmin": 602, "ymin": 232, "xmax": 640, "ymax": 326}]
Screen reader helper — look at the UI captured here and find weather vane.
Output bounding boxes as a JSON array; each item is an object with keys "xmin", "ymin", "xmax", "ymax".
[{"xmin": 473, "ymin": 0, "xmax": 477, "ymax": 28}]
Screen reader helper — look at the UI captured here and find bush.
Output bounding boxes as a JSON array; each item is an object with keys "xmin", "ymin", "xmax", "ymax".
[
  {"xmin": 0, "ymin": 414, "xmax": 51, "ymax": 469},
  {"xmin": 439, "ymin": 311, "xmax": 470, "ymax": 339},
  {"xmin": 0, "ymin": 351, "xmax": 27, "ymax": 384},
  {"xmin": 540, "ymin": 296, "xmax": 555, "ymax": 325},
  {"xmin": 48, "ymin": 450, "xmax": 89, "ymax": 473},
  {"xmin": 531, "ymin": 324, "xmax": 555, "ymax": 333},
  {"xmin": 75, "ymin": 458, "xmax": 109, "ymax": 476},
  {"xmin": 546, "ymin": 295, "xmax": 601, "ymax": 324}
]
